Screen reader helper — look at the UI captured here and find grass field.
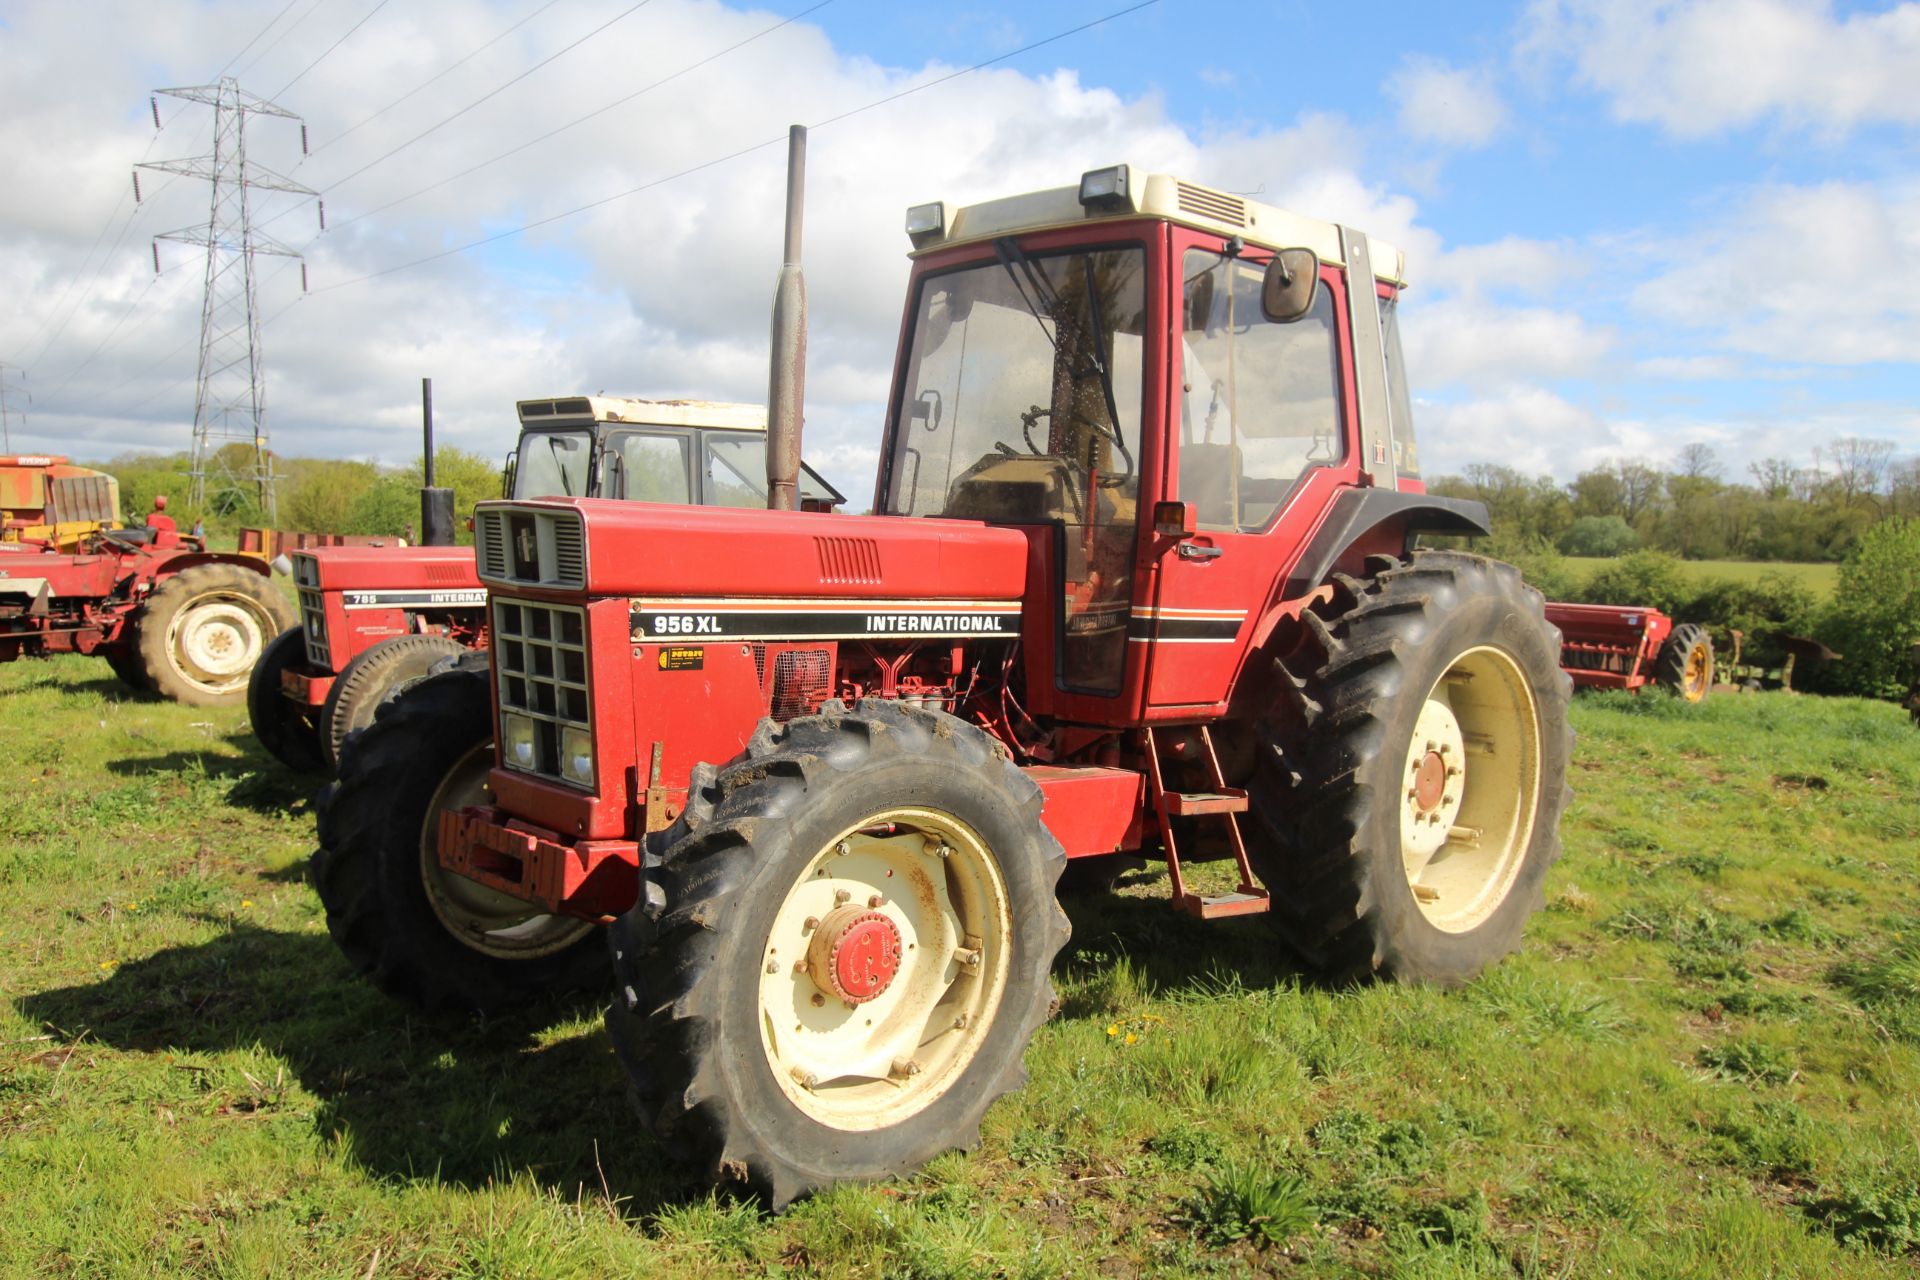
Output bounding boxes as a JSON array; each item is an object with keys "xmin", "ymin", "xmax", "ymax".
[
  {"xmin": 1562, "ymin": 557, "xmax": 1839, "ymax": 598},
  {"xmin": 3, "ymin": 655, "xmax": 1918, "ymax": 1277}
]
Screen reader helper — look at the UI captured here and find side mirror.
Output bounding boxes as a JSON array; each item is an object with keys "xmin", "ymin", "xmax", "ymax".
[
  {"xmin": 1260, "ymin": 248, "xmax": 1319, "ymax": 323},
  {"xmin": 1153, "ymin": 499, "xmax": 1196, "ymax": 539}
]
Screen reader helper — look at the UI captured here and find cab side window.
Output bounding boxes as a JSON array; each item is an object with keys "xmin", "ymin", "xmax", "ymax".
[
  {"xmin": 612, "ymin": 433, "xmax": 692, "ymax": 504},
  {"xmin": 1179, "ymin": 250, "xmax": 1345, "ymax": 531}
]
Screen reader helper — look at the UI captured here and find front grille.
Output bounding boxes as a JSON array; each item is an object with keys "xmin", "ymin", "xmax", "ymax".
[
  {"xmin": 298, "ymin": 586, "xmax": 331, "ymax": 668},
  {"xmin": 473, "ymin": 506, "xmax": 585, "ymax": 589},
  {"xmin": 291, "ymin": 553, "xmax": 320, "ymax": 588},
  {"xmin": 493, "ymin": 596, "xmax": 592, "ymax": 786}
]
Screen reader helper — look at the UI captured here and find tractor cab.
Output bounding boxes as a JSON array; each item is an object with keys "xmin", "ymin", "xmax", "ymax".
[{"xmin": 507, "ymin": 395, "xmax": 843, "ymax": 510}]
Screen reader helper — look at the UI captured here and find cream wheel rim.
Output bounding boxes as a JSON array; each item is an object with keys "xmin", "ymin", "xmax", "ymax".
[
  {"xmin": 418, "ymin": 743, "xmax": 596, "ymax": 959},
  {"xmin": 1682, "ymin": 642, "xmax": 1713, "ymax": 701},
  {"xmin": 759, "ymin": 806, "xmax": 1013, "ymax": 1131},
  {"xmin": 167, "ymin": 594, "xmax": 271, "ymax": 691},
  {"xmin": 1399, "ymin": 645, "xmax": 1543, "ymax": 933}
]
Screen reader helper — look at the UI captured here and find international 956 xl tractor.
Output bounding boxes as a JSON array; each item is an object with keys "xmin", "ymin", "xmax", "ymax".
[
  {"xmin": 314, "ymin": 157, "xmax": 1573, "ymax": 1207},
  {"xmin": 248, "ymin": 395, "xmax": 844, "ymax": 772},
  {"xmin": 1, "ymin": 453, "xmax": 295, "ymax": 703}
]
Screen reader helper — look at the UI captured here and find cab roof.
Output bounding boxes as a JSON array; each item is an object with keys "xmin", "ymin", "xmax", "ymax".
[
  {"xmin": 517, "ymin": 396, "xmax": 767, "ymax": 432},
  {"xmin": 912, "ymin": 166, "xmax": 1407, "ymax": 287}
]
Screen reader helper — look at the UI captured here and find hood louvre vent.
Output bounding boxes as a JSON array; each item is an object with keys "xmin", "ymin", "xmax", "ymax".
[
  {"xmin": 815, "ymin": 535, "xmax": 882, "ymax": 585},
  {"xmin": 1177, "ymin": 181, "xmax": 1247, "ymax": 227}
]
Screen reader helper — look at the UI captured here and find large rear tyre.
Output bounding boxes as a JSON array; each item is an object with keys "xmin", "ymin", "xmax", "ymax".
[
  {"xmin": 320, "ymin": 632, "xmax": 469, "ymax": 770},
  {"xmin": 606, "ymin": 698, "xmax": 1070, "ymax": 1209},
  {"xmin": 248, "ymin": 626, "xmax": 325, "ymax": 773},
  {"xmin": 1653, "ymin": 622, "xmax": 1713, "ymax": 702},
  {"xmin": 133, "ymin": 564, "xmax": 296, "ymax": 706},
  {"xmin": 312, "ymin": 665, "xmax": 605, "ymax": 1013},
  {"xmin": 103, "ymin": 646, "xmax": 152, "ymax": 693},
  {"xmin": 1250, "ymin": 551, "xmax": 1573, "ymax": 987}
]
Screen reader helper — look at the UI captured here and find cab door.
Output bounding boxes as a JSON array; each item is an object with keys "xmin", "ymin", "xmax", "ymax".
[{"xmin": 1143, "ymin": 232, "xmax": 1360, "ymax": 712}]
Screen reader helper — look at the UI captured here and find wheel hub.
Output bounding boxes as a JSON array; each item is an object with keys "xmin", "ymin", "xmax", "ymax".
[
  {"xmin": 1411, "ymin": 750, "xmax": 1448, "ymax": 813},
  {"xmin": 808, "ymin": 906, "xmax": 902, "ymax": 1004}
]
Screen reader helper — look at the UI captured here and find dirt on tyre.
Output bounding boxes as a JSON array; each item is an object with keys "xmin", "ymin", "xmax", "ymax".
[
  {"xmin": 248, "ymin": 626, "xmax": 325, "ymax": 773},
  {"xmin": 311, "ymin": 665, "xmax": 607, "ymax": 1013},
  {"xmin": 320, "ymin": 632, "xmax": 469, "ymax": 769},
  {"xmin": 133, "ymin": 563, "xmax": 295, "ymax": 706},
  {"xmin": 1654, "ymin": 622, "xmax": 1713, "ymax": 702},
  {"xmin": 606, "ymin": 698, "xmax": 1070, "ymax": 1209},
  {"xmin": 1249, "ymin": 550, "xmax": 1573, "ymax": 987}
]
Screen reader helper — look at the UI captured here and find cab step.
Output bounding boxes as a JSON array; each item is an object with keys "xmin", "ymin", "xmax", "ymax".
[
  {"xmin": 1165, "ymin": 789, "xmax": 1247, "ymax": 816},
  {"xmin": 1175, "ymin": 889, "xmax": 1271, "ymax": 919}
]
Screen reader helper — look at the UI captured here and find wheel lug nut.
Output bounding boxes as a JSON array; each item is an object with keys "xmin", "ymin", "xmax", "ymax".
[
  {"xmin": 890, "ymin": 1057, "xmax": 922, "ymax": 1078},
  {"xmin": 810, "ymin": 993, "xmax": 825, "ymax": 1007},
  {"xmin": 836, "ymin": 840, "xmax": 851, "ymax": 856},
  {"xmin": 791, "ymin": 1067, "xmax": 819, "ymax": 1091},
  {"xmin": 953, "ymin": 1013, "xmax": 973, "ymax": 1030},
  {"xmin": 867, "ymin": 895, "xmax": 884, "ymax": 909},
  {"xmin": 833, "ymin": 889, "xmax": 851, "ymax": 906},
  {"xmin": 802, "ymin": 915, "xmax": 819, "ymax": 932},
  {"xmin": 765, "ymin": 959, "xmax": 779, "ymax": 974}
]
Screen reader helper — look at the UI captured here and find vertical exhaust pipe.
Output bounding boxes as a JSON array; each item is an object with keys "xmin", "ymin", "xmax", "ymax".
[
  {"xmin": 420, "ymin": 375, "xmax": 455, "ymax": 546},
  {"xmin": 766, "ymin": 125, "xmax": 807, "ymax": 512}
]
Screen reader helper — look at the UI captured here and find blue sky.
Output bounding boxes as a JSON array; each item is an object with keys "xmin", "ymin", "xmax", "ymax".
[{"xmin": 2, "ymin": 0, "xmax": 1916, "ymax": 498}]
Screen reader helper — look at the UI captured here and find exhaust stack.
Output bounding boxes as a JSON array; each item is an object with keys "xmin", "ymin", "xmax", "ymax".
[
  {"xmin": 765, "ymin": 125, "xmax": 807, "ymax": 512},
  {"xmin": 419, "ymin": 376, "xmax": 455, "ymax": 546}
]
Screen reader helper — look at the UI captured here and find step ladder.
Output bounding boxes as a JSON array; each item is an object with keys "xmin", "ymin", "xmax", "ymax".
[{"xmin": 1141, "ymin": 725, "xmax": 1270, "ymax": 919}]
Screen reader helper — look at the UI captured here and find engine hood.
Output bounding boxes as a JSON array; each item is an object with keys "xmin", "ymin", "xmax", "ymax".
[
  {"xmin": 295, "ymin": 543, "xmax": 480, "ymax": 592},
  {"xmin": 481, "ymin": 498, "xmax": 1030, "ymax": 603}
]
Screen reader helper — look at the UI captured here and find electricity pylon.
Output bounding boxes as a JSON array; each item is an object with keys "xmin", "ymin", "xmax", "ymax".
[{"xmin": 137, "ymin": 77, "xmax": 314, "ymax": 520}]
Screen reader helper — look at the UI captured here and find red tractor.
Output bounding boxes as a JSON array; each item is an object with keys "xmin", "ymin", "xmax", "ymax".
[
  {"xmin": 315, "ymin": 162, "xmax": 1572, "ymax": 1207},
  {"xmin": 249, "ymin": 395, "xmax": 844, "ymax": 772},
  {"xmin": 1545, "ymin": 601, "xmax": 1714, "ymax": 702},
  {"xmin": 0, "ymin": 454, "xmax": 294, "ymax": 703}
]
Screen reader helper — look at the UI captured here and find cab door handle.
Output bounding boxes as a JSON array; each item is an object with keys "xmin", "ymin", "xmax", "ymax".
[{"xmin": 1177, "ymin": 542, "xmax": 1223, "ymax": 561}]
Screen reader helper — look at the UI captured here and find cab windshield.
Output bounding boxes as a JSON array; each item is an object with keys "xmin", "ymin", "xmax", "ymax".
[
  {"xmin": 883, "ymin": 244, "xmax": 1144, "ymax": 524},
  {"xmin": 513, "ymin": 430, "xmax": 592, "ymax": 499}
]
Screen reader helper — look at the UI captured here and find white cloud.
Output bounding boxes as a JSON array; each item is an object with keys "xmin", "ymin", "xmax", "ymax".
[
  {"xmin": 1402, "ymin": 297, "xmax": 1613, "ymax": 391},
  {"xmin": 1521, "ymin": 0, "xmax": 1920, "ymax": 139},
  {"xmin": 1388, "ymin": 56, "xmax": 1508, "ymax": 148},
  {"xmin": 1632, "ymin": 180, "xmax": 1920, "ymax": 365}
]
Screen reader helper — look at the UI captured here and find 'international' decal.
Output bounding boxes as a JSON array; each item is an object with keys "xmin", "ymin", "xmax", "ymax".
[
  {"xmin": 629, "ymin": 597, "xmax": 1022, "ymax": 643},
  {"xmin": 341, "ymin": 589, "xmax": 488, "ymax": 610}
]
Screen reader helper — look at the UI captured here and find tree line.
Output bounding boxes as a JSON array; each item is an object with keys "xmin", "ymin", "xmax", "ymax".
[{"xmin": 1428, "ymin": 438, "xmax": 1920, "ymax": 563}]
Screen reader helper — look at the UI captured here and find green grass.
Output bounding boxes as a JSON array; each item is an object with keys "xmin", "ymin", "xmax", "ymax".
[
  {"xmin": 1564, "ymin": 557, "xmax": 1839, "ymax": 598},
  {"xmin": 3, "ymin": 655, "xmax": 1919, "ymax": 1276}
]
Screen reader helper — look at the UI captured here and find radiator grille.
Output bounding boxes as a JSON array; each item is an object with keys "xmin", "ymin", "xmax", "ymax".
[
  {"xmin": 473, "ymin": 506, "xmax": 586, "ymax": 589},
  {"xmin": 493, "ymin": 596, "xmax": 593, "ymax": 787},
  {"xmin": 298, "ymin": 586, "xmax": 330, "ymax": 669},
  {"xmin": 770, "ymin": 649, "xmax": 832, "ymax": 721},
  {"xmin": 1177, "ymin": 181, "xmax": 1247, "ymax": 227}
]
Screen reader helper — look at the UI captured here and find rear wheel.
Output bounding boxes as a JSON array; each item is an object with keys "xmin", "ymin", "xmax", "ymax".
[
  {"xmin": 606, "ymin": 699, "xmax": 1069, "ymax": 1209},
  {"xmin": 312, "ymin": 665, "xmax": 605, "ymax": 1013},
  {"xmin": 248, "ymin": 626, "xmax": 325, "ymax": 773},
  {"xmin": 134, "ymin": 564, "xmax": 296, "ymax": 706},
  {"xmin": 103, "ymin": 646, "xmax": 152, "ymax": 693},
  {"xmin": 321, "ymin": 632, "xmax": 469, "ymax": 769},
  {"xmin": 1249, "ymin": 551, "xmax": 1573, "ymax": 986},
  {"xmin": 1654, "ymin": 623, "xmax": 1713, "ymax": 702}
]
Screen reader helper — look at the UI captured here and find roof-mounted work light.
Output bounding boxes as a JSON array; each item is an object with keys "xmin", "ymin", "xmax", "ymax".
[
  {"xmin": 1078, "ymin": 165, "xmax": 1132, "ymax": 211},
  {"xmin": 905, "ymin": 202, "xmax": 946, "ymax": 248}
]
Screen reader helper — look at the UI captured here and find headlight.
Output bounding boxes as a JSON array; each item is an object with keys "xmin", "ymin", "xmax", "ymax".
[
  {"xmin": 502, "ymin": 713, "xmax": 537, "ymax": 771},
  {"xmin": 559, "ymin": 725, "xmax": 595, "ymax": 788}
]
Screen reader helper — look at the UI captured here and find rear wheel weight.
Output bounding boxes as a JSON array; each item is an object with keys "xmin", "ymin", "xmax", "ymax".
[
  {"xmin": 607, "ymin": 698, "xmax": 1069, "ymax": 1209},
  {"xmin": 1654, "ymin": 622, "xmax": 1714, "ymax": 702},
  {"xmin": 1249, "ymin": 550, "xmax": 1573, "ymax": 986},
  {"xmin": 248, "ymin": 626, "xmax": 325, "ymax": 773},
  {"xmin": 311, "ymin": 665, "xmax": 605, "ymax": 1013}
]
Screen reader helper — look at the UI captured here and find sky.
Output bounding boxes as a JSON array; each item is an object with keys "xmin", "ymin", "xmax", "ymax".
[{"xmin": 1, "ymin": 0, "xmax": 1917, "ymax": 506}]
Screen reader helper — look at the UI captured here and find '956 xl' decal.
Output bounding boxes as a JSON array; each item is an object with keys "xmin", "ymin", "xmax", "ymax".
[{"xmin": 629, "ymin": 597, "xmax": 1021, "ymax": 643}]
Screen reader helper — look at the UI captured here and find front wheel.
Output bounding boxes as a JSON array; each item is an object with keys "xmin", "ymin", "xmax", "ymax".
[
  {"xmin": 320, "ymin": 632, "xmax": 468, "ymax": 769},
  {"xmin": 248, "ymin": 626, "xmax": 325, "ymax": 773},
  {"xmin": 1250, "ymin": 551, "xmax": 1573, "ymax": 986},
  {"xmin": 311, "ymin": 665, "xmax": 606, "ymax": 1013},
  {"xmin": 134, "ymin": 564, "xmax": 296, "ymax": 705},
  {"xmin": 606, "ymin": 699, "xmax": 1070, "ymax": 1209}
]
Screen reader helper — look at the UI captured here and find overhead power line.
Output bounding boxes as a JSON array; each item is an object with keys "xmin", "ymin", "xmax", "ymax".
[
  {"xmin": 325, "ymin": 0, "xmax": 834, "ymax": 233},
  {"xmin": 215, "ymin": 0, "xmax": 305, "ymax": 80},
  {"xmin": 293, "ymin": 0, "xmax": 1161, "ymax": 300},
  {"xmin": 271, "ymin": 0, "xmax": 395, "ymax": 98},
  {"xmin": 310, "ymin": 0, "xmax": 569, "ymax": 158},
  {"xmin": 234, "ymin": 0, "xmax": 329, "ymax": 82}
]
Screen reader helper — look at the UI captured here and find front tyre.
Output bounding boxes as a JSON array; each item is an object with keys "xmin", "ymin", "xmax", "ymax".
[
  {"xmin": 248, "ymin": 626, "xmax": 325, "ymax": 773},
  {"xmin": 606, "ymin": 698, "xmax": 1069, "ymax": 1209},
  {"xmin": 320, "ymin": 632, "xmax": 468, "ymax": 769},
  {"xmin": 1251, "ymin": 551, "xmax": 1573, "ymax": 986},
  {"xmin": 135, "ymin": 564, "xmax": 297, "ymax": 706},
  {"xmin": 311, "ymin": 665, "xmax": 606, "ymax": 1013}
]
